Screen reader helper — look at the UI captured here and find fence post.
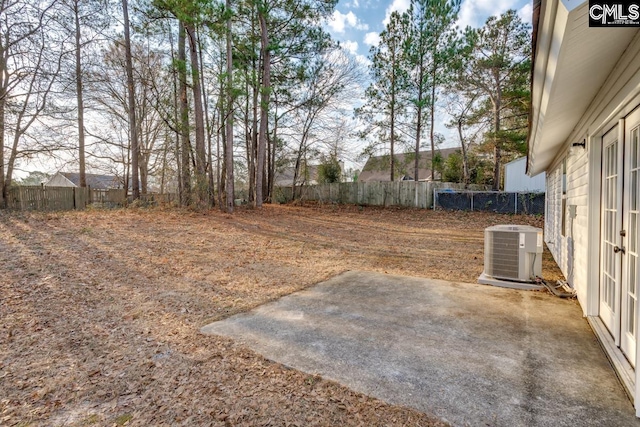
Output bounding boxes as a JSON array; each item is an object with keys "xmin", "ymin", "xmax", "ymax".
[
  {"xmin": 514, "ymin": 193, "xmax": 518, "ymax": 214},
  {"xmin": 471, "ymin": 192, "xmax": 474, "ymax": 212}
]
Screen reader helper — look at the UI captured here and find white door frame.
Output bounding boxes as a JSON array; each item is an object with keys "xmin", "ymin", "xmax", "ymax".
[
  {"xmin": 599, "ymin": 125, "xmax": 623, "ymax": 342},
  {"xmin": 621, "ymin": 109, "xmax": 640, "ymax": 367},
  {"xmin": 587, "ymin": 115, "xmax": 640, "ymax": 417}
]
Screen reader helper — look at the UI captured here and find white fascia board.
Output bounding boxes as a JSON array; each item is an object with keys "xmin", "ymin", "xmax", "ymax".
[{"xmin": 528, "ymin": 0, "xmax": 572, "ymax": 176}]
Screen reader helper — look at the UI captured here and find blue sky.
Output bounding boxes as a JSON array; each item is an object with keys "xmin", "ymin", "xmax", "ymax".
[
  {"xmin": 322, "ymin": 0, "xmax": 533, "ymax": 168},
  {"xmin": 326, "ymin": 0, "xmax": 533, "ymax": 60}
]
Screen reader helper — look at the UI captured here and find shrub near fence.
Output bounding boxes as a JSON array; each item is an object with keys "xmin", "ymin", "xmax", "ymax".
[
  {"xmin": 275, "ymin": 181, "xmax": 491, "ymax": 209},
  {"xmin": 434, "ymin": 190, "xmax": 545, "ymax": 215},
  {"xmin": 91, "ymin": 189, "xmax": 127, "ymax": 208}
]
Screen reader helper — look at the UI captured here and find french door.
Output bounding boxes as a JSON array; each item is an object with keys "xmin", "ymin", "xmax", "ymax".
[{"xmin": 600, "ymin": 109, "xmax": 640, "ymax": 367}]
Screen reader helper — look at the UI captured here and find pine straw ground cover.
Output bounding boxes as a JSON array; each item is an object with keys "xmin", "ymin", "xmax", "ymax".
[{"xmin": 0, "ymin": 204, "xmax": 563, "ymax": 426}]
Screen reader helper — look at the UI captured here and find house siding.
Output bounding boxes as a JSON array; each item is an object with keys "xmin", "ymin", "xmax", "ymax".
[
  {"xmin": 504, "ymin": 157, "xmax": 546, "ymax": 192},
  {"xmin": 567, "ymin": 143, "xmax": 590, "ymax": 306},
  {"xmin": 545, "ymin": 165, "xmax": 561, "ymax": 263},
  {"xmin": 542, "ymin": 32, "xmax": 640, "ymax": 320},
  {"xmin": 532, "ymin": 3, "xmax": 640, "ymax": 415},
  {"xmin": 544, "ymin": 141, "xmax": 590, "ymax": 309}
]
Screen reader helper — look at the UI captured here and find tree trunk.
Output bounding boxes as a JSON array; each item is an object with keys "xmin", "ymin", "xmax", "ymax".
[
  {"xmin": 429, "ymin": 66, "xmax": 437, "ymax": 181},
  {"xmin": 266, "ymin": 118, "xmax": 272, "ymax": 202},
  {"xmin": 74, "ymin": 0, "xmax": 86, "ymax": 188},
  {"xmin": 185, "ymin": 23, "xmax": 207, "ymax": 207},
  {"xmin": 251, "ymin": 75, "xmax": 258, "ymax": 203},
  {"xmin": 268, "ymin": 104, "xmax": 278, "ymax": 202},
  {"xmin": 160, "ymin": 136, "xmax": 168, "ymax": 193},
  {"xmin": 414, "ymin": 52, "xmax": 425, "ymax": 183},
  {"xmin": 122, "ymin": 0, "xmax": 139, "ymax": 200},
  {"xmin": 256, "ymin": 9, "xmax": 270, "ymax": 207},
  {"xmin": 244, "ymin": 77, "xmax": 254, "ymax": 203},
  {"xmin": 217, "ymin": 65, "xmax": 224, "ymax": 209},
  {"xmin": 0, "ymin": 88, "xmax": 5, "ymax": 207},
  {"xmin": 492, "ymin": 94, "xmax": 501, "ymax": 190},
  {"xmin": 414, "ymin": 106, "xmax": 422, "ymax": 182},
  {"xmin": 390, "ymin": 89, "xmax": 395, "ymax": 182},
  {"xmin": 197, "ymin": 29, "xmax": 214, "ymax": 207},
  {"xmin": 178, "ymin": 21, "xmax": 191, "ymax": 206},
  {"xmin": 225, "ymin": 0, "xmax": 235, "ymax": 213},
  {"xmin": 168, "ymin": 21, "xmax": 182, "ymax": 202},
  {"xmin": 458, "ymin": 118, "xmax": 469, "ymax": 187},
  {"xmin": 140, "ymin": 154, "xmax": 148, "ymax": 194},
  {"xmin": 248, "ymin": 9, "xmax": 258, "ymax": 204},
  {"xmin": 5, "ymin": 130, "xmax": 21, "ymax": 188}
]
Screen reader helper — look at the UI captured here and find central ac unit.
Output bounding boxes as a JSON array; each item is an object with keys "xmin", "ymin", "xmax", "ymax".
[{"xmin": 478, "ymin": 225, "xmax": 543, "ymax": 290}]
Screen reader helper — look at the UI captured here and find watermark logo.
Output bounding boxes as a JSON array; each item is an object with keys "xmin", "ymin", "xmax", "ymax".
[{"xmin": 589, "ymin": 1, "xmax": 640, "ymax": 26}]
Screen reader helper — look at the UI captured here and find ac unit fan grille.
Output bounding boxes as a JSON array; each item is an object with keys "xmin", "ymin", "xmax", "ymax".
[{"xmin": 489, "ymin": 231, "xmax": 519, "ymax": 278}]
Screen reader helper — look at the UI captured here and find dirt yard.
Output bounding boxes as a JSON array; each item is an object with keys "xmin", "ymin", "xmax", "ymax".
[{"xmin": 0, "ymin": 204, "xmax": 563, "ymax": 426}]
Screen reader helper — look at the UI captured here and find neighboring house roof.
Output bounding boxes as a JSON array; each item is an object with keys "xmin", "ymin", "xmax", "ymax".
[
  {"xmin": 527, "ymin": 0, "xmax": 638, "ymax": 175},
  {"xmin": 358, "ymin": 148, "xmax": 458, "ymax": 182},
  {"xmin": 45, "ymin": 172, "xmax": 124, "ymax": 189},
  {"xmin": 275, "ymin": 165, "xmax": 319, "ymax": 187},
  {"xmin": 45, "ymin": 173, "xmax": 76, "ymax": 187}
]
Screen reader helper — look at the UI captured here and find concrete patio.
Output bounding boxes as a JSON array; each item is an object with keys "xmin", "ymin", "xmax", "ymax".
[{"xmin": 201, "ymin": 270, "xmax": 640, "ymax": 426}]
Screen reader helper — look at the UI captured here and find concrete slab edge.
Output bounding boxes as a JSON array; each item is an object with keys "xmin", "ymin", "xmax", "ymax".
[
  {"xmin": 587, "ymin": 315, "xmax": 635, "ymax": 402},
  {"xmin": 477, "ymin": 271, "xmax": 544, "ymax": 291}
]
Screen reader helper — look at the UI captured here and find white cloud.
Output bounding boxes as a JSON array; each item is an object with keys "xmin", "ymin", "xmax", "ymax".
[
  {"xmin": 363, "ymin": 31, "xmax": 381, "ymax": 47},
  {"xmin": 342, "ymin": 40, "xmax": 359, "ymax": 54},
  {"xmin": 355, "ymin": 54, "xmax": 371, "ymax": 67},
  {"xmin": 517, "ymin": 3, "xmax": 533, "ymax": 26},
  {"xmin": 329, "ymin": 10, "xmax": 369, "ymax": 33},
  {"xmin": 382, "ymin": 0, "xmax": 411, "ymax": 26},
  {"xmin": 456, "ymin": 0, "xmax": 518, "ymax": 29}
]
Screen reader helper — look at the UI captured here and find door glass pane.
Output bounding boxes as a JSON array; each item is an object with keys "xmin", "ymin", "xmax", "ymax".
[
  {"xmin": 631, "ymin": 213, "xmax": 637, "ymax": 253},
  {"xmin": 626, "ymin": 128, "xmax": 640, "ymax": 340},
  {"xmin": 632, "ymin": 171, "xmax": 638, "ymax": 211},
  {"xmin": 603, "ymin": 139, "xmax": 618, "ymax": 310},
  {"xmin": 627, "ymin": 297, "xmax": 636, "ymax": 336},
  {"xmin": 633, "ymin": 128, "xmax": 639, "ymax": 169}
]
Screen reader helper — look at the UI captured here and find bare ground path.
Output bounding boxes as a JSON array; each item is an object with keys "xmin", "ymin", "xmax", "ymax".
[{"xmin": 0, "ymin": 204, "xmax": 560, "ymax": 426}]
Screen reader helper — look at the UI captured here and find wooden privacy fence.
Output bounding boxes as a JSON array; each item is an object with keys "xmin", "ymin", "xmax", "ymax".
[
  {"xmin": 5, "ymin": 186, "xmax": 130, "ymax": 211},
  {"xmin": 434, "ymin": 190, "xmax": 545, "ymax": 215},
  {"xmin": 6, "ymin": 186, "xmax": 90, "ymax": 211},
  {"xmin": 275, "ymin": 181, "xmax": 490, "ymax": 209}
]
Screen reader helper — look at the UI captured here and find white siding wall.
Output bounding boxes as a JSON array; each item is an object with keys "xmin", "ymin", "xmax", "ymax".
[
  {"xmin": 505, "ymin": 157, "xmax": 546, "ymax": 192},
  {"xmin": 544, "ymin": 144, "xmax": 590, "ymax": 307},
  {"xmin": 545, "ymin": 166, "xmax": 562, "ymax": 261},
  {"xmin": 567, "ymin": 144, "xmax": 590, "ymax": 306}
]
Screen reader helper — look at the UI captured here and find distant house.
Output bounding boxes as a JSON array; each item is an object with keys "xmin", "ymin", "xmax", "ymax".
[
  {"xmin": 503, "ymin": 157, "xmax": 545, "ymax": 192},
  {"xmin": 45, "ymin": 172, "xmax": 124, "ymax": 190},
  {"xmin": 358, "ymin": 148, "xmax": 458, "ymax": 182},
  {"xmin": 274, "ymin": 165, "xmax": 319, "ymax": 187}
]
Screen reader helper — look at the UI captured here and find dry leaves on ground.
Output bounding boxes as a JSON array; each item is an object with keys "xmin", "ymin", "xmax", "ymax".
[{"xmin": 0, "ymin": 203, "xmax": 564, "ymax": 426}]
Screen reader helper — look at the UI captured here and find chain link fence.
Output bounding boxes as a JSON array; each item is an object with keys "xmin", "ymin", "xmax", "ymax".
[{"xmin": 434, "ymin": 190, "xmax": 545, "ymax": 215}]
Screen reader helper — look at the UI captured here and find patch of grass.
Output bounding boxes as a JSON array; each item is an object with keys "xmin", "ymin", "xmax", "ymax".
[
  {"xmin": 81, "ymin": 414, "xmax": 100, "ymax": 425},
  {"xmin": 114, "ymin": 413, "xmax": 133, "ymax": 426}
]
